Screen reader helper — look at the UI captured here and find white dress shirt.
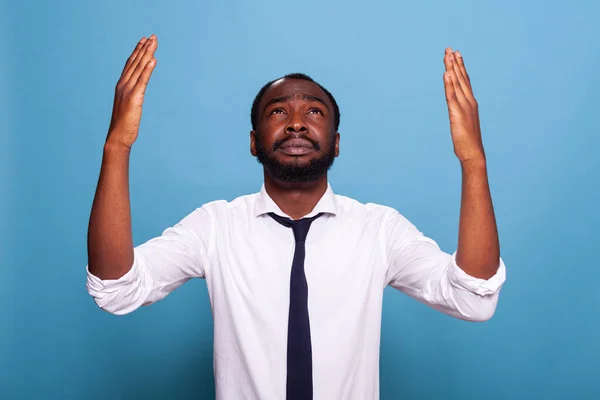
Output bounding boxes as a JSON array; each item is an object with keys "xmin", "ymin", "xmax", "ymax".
[{"xmin": 86, "ymin": 183, "xmax": 506, "ymax": 400}]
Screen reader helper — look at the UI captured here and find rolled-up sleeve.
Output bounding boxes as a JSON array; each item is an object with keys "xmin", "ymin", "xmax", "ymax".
[
  {"xmin": 384, "ymin": 209, "xmax": 506, "ymax": 322},
  {"xmin": 447, "ymin": 251, "xmax": 506, "ymax": 297},
  {"xmin": 86, "ymin": 205, "xmax": 214, "ymax": 315}
]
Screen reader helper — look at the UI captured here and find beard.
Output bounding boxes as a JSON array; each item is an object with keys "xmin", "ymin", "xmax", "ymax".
[{"xmin": 255, "ymin": 133, "xmax": 336, "ymax": 183}]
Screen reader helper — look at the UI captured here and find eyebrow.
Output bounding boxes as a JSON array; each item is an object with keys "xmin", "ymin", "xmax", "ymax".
[{"xmin": 263, "ymin": 94, "xmax": 330, "ymax": 114}]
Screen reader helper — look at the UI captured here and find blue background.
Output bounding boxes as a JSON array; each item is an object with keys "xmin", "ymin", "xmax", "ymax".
[{"xmin": 2, "ymin": 0, "xmax": 599, "ymax": 398}]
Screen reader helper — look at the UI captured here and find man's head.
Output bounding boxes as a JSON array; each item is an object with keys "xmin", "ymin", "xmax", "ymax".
[{"xmin": 250, "ymin": 73, "xmax": 340, "ymax": 183}]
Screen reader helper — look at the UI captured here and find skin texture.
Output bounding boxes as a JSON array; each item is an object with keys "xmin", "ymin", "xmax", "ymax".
[
  {"xmin": 442, "ymin": 47, "xmax": 500, "ymax": 280},
  {"xmin": 86, "ymin": 35, "xmax": 500, "ymax": 282},
  {"xmin": 87, "ymin": 35, "xmax": 158, "ymax": 279},
  {"xmin": 250, "ymin": 78, "xmax": 340, "ymax": 220}
]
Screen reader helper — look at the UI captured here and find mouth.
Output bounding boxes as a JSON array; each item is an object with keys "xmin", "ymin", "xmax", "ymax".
[{"xmin": 278, "ymin": 138, "xmax": 315, "ymax": 156}]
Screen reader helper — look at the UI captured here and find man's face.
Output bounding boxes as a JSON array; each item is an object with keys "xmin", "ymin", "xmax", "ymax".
[{"xmin": 251, "ymin": 78, "xmax": 340, "ymax": 183}]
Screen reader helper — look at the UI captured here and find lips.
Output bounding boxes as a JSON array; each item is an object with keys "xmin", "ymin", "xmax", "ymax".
[
  {"xmin": 278, "ymin": 138, "xmax": 315, "ymax": 156},
  {"xmin": 279, "ymin": 138, "xmax": 314, "ymax": 149}
]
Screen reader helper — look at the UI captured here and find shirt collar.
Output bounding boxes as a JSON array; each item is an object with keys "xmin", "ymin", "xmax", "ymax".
[{"xmin": 253, "ymin": 182, "xmax": 338, "ymax": 219}]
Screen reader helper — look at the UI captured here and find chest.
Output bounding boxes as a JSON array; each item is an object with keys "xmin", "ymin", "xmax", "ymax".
[{"xmin": 206, "ymin": 216, "xmax": 388, "ymax": 314}]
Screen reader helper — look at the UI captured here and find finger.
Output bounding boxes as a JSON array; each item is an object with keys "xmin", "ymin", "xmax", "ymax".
[
  {"xmin": 121, "ymin": 37, "xmax": 147, "ymax": 78},
  {"xmin": 443, "ymin": 71, "xmax": 457, "ymax": 104},
  {"xmin": 451, "ymin": 52, "xmax": 472, "ymax": 96},
  {"xmin": 128, "ymin": 36, "xmax": 158, "ymax": 85},
  {"xmin": 452, "ymin": 53, "xmax": 477, "ymax": 105},
  {"xmin": 443, "ymin": 47, "xmax": 453, "ymax": 72},
  {"xmin": 448, "ymin": 69, "xmax": 468, "ymax": 106},
  {"xmin": 122, "ymin": 38, "xmax": 152, "ymax": 82},
  {"xmin": 455, "ymin": 51, "xmax": 472, "ymax": 87},
  {"xmin": 451, "ymin": 52, "xmax": 471, "ymax": 93},
  {"xmin": 134, "ymin": 58, "xmax": 157, "ymax": 94},
  {"xmin": 123, "ymin": 36, "xmax": 156, "ymax": 83}
]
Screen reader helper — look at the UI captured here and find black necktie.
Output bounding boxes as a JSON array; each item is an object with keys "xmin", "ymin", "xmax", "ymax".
[{"xmin": 269, "ymin": 212, "xmax": 323, "ymax": 400}]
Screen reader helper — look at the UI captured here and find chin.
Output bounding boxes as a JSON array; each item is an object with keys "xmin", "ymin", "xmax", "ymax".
[{"xmin": 277, "ymin": 155, "xmax": 314, "ymax": 165}]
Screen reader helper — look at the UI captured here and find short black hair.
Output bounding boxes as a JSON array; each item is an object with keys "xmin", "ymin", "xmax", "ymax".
[{"xmin": 250, "ymin": 73, "xmax": 340, "ymax": 131}]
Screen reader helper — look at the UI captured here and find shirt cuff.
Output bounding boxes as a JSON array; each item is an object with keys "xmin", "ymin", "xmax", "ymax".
[
  {"xmin": 85, "ymin": 259, "xmax": 141, "ymax": 304},
  {"xmin": 447, "ymin": 252, "xmax": 506, "ymax": 296}
]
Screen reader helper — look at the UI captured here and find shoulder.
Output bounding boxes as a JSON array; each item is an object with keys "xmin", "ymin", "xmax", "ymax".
[
  {"xmin": 333, "ymin": 193, "xmax": 414, "ymax": 228},
  {"xmin": 184, "ymin": 192, "xmax": 259, "ymax": 222},
  {"xmin": 335, "ymin": 194, "xmax": 424, "ymax": 255}
]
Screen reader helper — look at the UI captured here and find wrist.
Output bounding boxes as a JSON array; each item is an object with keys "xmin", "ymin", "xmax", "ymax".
[
  {"xmin": 104, "ymin": 138, "xmax": 132, "ymax": 155},
  {"xmin": 460, "ymin": 157, "xmax": 487, "ymax": 173}
]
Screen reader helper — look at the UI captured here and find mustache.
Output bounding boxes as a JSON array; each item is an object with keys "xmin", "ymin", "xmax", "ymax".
[{"xmin": 273, "ymin": 135, "xmax": 321, "ymax": 151}]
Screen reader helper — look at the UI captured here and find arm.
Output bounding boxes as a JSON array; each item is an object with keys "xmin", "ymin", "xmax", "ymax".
[
  {"xmin": 384, "ymin": 211, "xmax": 505, "ymax": 322},
  {"xmin": 444, "ymin": 48, "xmax": 500, "ymax": 280},
  {"xmin": 456, "ymin": 161, "xmax": 499, "ymax": 279},
  {"xmin": 86, "ymin": 207, "xmax": 212, "ymax": 315},
  {"xmin": 385, "ymin": 48, "xmax": 506, "ymax": 321},
  {"xmin": 87, "ymin": 35, "xmax": 158, "ymax": 280},
  {"xmin": 87, "ymin": 142, "xmax": 134, "ymax": 280},
  {"xmin": 86, "ymin": 35, "xmax": 209, "ymax": 315}
]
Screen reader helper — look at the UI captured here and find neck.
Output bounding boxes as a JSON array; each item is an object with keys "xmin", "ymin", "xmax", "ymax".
[{"xmin": 263, "ymin": 172, "xmax": 328, "ymax": 220}]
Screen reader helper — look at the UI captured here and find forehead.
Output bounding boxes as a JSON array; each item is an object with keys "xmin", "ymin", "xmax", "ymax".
[{"xmin": 260, "ymin": 78, "xmax": 332, "ymax": 108}]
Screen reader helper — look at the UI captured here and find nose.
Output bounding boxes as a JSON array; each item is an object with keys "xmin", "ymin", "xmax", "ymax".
[{"xmin": 285, "ymin": 109, "xmax": 308, "ymax": 135}]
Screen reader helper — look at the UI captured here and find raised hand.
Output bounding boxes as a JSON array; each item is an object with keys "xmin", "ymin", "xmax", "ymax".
[
  {"xmin": 443, "ymin": 48, "xmax": 485, "ymax": 165},
  {"xmin": 106, "ymin": 34, "xmax": 158, "ymax": 149}
]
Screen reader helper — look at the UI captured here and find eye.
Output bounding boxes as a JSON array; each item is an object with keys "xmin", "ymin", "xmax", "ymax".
[
  {"xmin": 270, "ymin": 107, "xmax": 286, "ymax": 115},
  {"xmin": 307, "ymin": 108, "xmax": 324, "ymax": 115}
]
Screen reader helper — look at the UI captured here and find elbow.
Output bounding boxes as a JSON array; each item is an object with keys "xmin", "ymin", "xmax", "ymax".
[
  {"xmin": 85, "ymin": 262, "xmax": 147, "ymax": 316},
  {"xmin": 457, "ymin": 293, "xmax": 500, "ymax": 322},
  {"xmin": 462, "ymin": 306, "xmax": 497, "ymax": 322},
  {"xmin": 447, "ymin": 254, "xmax": 506, "ymax": 322},
  {"xmin": 89, "ymin": 294, "xmax": 143, "ymax": 316}
]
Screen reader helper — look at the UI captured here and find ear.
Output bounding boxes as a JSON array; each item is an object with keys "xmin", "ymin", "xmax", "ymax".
[
  {"xmin": 250, "ymin": 130, "xmax": 257, "ymax": 156},
  {"xmin": 334, "ymin": 132, "xmax": 340, "ymax": 157}
]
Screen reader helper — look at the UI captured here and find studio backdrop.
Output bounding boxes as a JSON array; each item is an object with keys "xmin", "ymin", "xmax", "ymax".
[{"xmin": 2, "ymin": 0, "xmax": 599, "ymax": 399}]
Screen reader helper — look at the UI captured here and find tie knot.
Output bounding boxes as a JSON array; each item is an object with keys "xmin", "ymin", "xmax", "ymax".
[{"xmin": 268, "ymin": 212, "xmax": 323, "ymax": 243}]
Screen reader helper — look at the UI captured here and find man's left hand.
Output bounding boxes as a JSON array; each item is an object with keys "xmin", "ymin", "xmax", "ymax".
[{"xmin": 443, "ymin": 48, "xmax": 486, "ymax": 165}]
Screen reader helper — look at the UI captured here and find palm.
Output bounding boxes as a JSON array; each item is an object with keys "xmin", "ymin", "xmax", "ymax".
[
  {"xmin": 107, "ymin": 35, "xmax": 158, "ymax": 148},
  {"xmin": 442, "ymin": 48, "xmax": 485, "ymax": 164}
]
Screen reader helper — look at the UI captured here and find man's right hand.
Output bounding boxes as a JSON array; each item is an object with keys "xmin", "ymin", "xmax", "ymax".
[{"xmin": 106, "ymin": 34, "xmax": 158, "ymax": 149}]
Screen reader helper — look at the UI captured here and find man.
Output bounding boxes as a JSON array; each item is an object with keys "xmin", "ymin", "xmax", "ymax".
[{"xmin": 86, "ymin": 34, "xmax": 506, "ymax": 399}]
